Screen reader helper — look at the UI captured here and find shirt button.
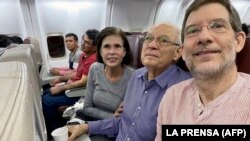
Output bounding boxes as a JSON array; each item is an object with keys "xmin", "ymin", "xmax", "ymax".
[
  {"xmin": 132, "ymin": 122, "xmax": 135, "ymax": 126},
  {"xmin": 127, "ymin": 138, "xmax": 130, "ymax": 141},
  {"xmin": 137, "ymin": 106, "xmax": 141, "ymax": 110},
  {"xmin": 145, "ymin": 91, "xmax": 148, "ymax": 94}
]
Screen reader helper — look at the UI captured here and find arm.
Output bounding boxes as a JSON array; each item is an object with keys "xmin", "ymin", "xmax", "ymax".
[
  {"xmin": 59, "ymin": 72, "xmax": 76, "ymax": 82},
  {"xmin": 67, "ymin": 124, "xmax": 89, "ymax": 141},
  {"xmin": 50, "ymin": 72, "xmax": 75, "ymax": 86},
  {"xmin": 67, "ymin": 117, "xmax": 121, "ymax": 141},
  {"xmin": 50, "ymin": 67, "xmax": 60, "ymax": 76},
  {"xmin": 82, "ymin": 105, "xmax": 113, "ymax": 120},
  {"xmin": 49, "ymin": 73, "xmax": 87, "ymax": 95},
  {"xmin": 50, "ymin": 67, "xmax": 71, "ymax": 76}
]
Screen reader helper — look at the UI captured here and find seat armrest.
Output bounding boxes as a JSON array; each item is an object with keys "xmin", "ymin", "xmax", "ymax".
[{"xmin": 65, "ymin": 87, "xmax": 86, "ymax": 97}]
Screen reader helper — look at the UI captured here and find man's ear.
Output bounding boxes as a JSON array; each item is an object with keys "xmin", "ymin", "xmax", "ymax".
[
  {"xmin": 235, "ymin": 31, "xmax": 246, "ymax": 53},
  {"xmin": 174, "ymin": 45, "xmax": 183, "ymax": 61}
]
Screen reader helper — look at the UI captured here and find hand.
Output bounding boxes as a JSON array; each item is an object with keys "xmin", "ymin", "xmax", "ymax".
[
  {"xmin": 67, "ymin": 124, "xmax": 89, "ymax": 141},
  {"xmin": 50, "ymin": 86, "xmax": 63, "ymax": 95},
  {"xmin": 50, "ymin": 68, "xmax": 60, "ymax": 76},
  {"xmin": 50, "ymin": 77, "xmax": 61, "ymax": 86},
  {"xmin": 114, "ymin": 103, "xmax": 123, "ymax": 117}
]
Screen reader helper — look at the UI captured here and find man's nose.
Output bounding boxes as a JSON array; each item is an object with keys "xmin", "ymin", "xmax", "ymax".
[
  {"xmin": 147, "ymin": 39, "xmax": 158, "ymax": 48},
  {"xmin": 197, "ymin": 27, "xmax": 213, "ymax": 46}
]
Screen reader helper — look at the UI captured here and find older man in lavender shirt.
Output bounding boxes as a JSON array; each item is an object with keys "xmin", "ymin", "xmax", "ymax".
[{"xmin": 67, "ymin": 23, "xmax": 191, "ymax": 141}]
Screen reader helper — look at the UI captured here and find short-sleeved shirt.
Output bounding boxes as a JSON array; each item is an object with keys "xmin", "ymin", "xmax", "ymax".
[
  {"xmin": 69, "ymin": 47, "xmax": 82, "ymax": 69},
  {"xmin": 70, "ymin": 52, "xmax": 96, "ymax": 82}
]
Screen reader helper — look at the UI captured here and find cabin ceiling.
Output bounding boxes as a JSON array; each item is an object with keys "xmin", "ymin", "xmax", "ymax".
[{"xmin": 0, "ymin": 0, "xmax": 250, "ymax": 36}]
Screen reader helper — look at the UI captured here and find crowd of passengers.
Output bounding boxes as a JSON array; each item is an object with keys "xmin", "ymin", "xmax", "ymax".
[{"xmin": 41, "ymin": 0, "xmax": 250, "ymax": 141}]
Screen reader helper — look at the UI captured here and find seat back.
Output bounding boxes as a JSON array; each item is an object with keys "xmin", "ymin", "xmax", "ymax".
[
  {"xmin": 23, "ymin": 37, "xmax": 43, "ymax": 67},
  {"xmin": 127, "ymin": 34, "xmax": 145, "ymax": 69},
  {"xmin": 0, "ymin": 61, "xmax": 46, "ymax": 141},
  {"xmin": 236, "ymin": 37, "xmax": 250, "ymax": 74},
  {"xmin": 127, "ymin": 35, "xmax": 141, "ymax": 68},
  {"xmin": 0, "ymin": 45, "xmax": 42, "ymax": 88}
]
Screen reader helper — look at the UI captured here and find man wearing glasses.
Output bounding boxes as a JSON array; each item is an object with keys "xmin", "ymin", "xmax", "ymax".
[
  {"xmin": 42, "ymin": 29, "xmax": 99, "ymax": 139},
  {"xmin": 155, "ymin": 0, "xmax": 250, "ymax": 140},
  {"xmin": 67, "ymin": 23, "xmax": 191, "ymax": 141}
]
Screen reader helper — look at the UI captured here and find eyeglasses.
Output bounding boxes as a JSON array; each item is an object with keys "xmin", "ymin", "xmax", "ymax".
[
  {"xmin": 81, "ymin": 40, "xmax": 93, "ymax": 46},
  {"xmin": 184, "ymin": 19, "xmax": 231, "ymax": 38},
  {"xmin": 144, "ymin": 34, "xmax": 180, "ymax": 47}
]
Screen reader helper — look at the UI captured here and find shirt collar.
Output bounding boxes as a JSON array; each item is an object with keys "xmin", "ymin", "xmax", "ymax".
[{"xmin": 136, "ymin": 64, "xmax": 180, "ymax": 89}]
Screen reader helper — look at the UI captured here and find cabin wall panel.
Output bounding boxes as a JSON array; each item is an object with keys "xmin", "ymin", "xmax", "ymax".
[{"xmin": 0, "ymin": 0, "xmax": 26, "ymax": 37}]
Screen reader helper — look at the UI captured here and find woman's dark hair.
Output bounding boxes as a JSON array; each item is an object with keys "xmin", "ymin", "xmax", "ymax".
[{"xmin": 96, "ymin": 27, "xmax": 133, "ymax": 65}]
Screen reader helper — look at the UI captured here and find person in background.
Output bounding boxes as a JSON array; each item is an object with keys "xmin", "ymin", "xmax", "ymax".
[
  {"xmin": 155, "ymin": 0, "xmax": 250, "ymax": 140},
  {"xmin": 50, "ymin": 33, "xmax": 82, "ymax": 76},
  {"xmin": 42, "ymin": 29, "xmax": 99, "ymax": 139},
  {"xmin": 67, "ymin": 23, "xmax": 191, "ymax": 141}
]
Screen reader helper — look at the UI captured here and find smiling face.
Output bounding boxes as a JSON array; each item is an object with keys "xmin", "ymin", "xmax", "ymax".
[
  {"xmin": 182, "ymin": 3, "xmax": 245, "ymax": 79},
  {"xmin": 141, "ymin": 23, "xmax": 182, "ymax": 72},
  {"xmin": 100, "ymin": 35, "xmax": 126, "ymax": 68}
]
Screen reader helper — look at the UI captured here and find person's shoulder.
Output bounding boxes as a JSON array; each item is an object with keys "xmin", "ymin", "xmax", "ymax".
[
  {"xmin": 164, "ymin": 78, "xmax": 195, "ymax": 101},
  {"xmin": 76, "ymin": 48, "xmax": 83, "ymax": 55},
  {"xmin": 89, "ymin": 53, "xmax": 97, "ymax": 59},
  {"xmin": 238, "ymin": 72, "xmax": 250, "ymax": 88},
  {"xmin": 124, "ymin": 65, "xmax": 135, "ymax": 73},
  {"xmin": 239, "ymin": 72, "xmax": 250, "ymax": 78},
  {"xmin": 126, "ymin": 67, "xmax": 146, "ymax": 79},
  {"xmin": 85, "ymin": 53, "xmax": 97, "ymax": 63},
  {"xmin": 79, "ymin": 52, "xmax": 86, "ymax": 58},
  {"xmin": 176, "ymin": 65, "xmax": 191, "ymax": 75},
  {"xmin": 90, "ymin": 62, "xmax": 103, "ymax": 70},
  {"xmin": 133, "ymin": 67, "xmax": 147, "ymax": 75},
  {"xmin": 176, "ymin": 68, "xmax": 192, "ymax": 80},
  {"xmin": 160, "ymin": 78, "xmax": 195, "ymax": 115},
  {"xmin": 168, "ymin": 78, "xmax": 194, "ymax": 93},
  {"xmin": 167, "ymin": 65, "xmax": 192, "ymax": 87}
]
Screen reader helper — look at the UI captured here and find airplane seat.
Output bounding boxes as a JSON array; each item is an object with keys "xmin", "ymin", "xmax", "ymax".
[
  {"xmin": 0, "ymin": 45, "xmax": 42, "ymax": 88},
  {"xmin": 236, "ymin": 37, "xmax": 250, "ymax": 74},
  {"xmin": 138, "ymin": 34, "xmax": 145, "ymax": 68},
  {"xmin": 0, "ymin": 48, "xmax": 7, "ymax": 56},
  {"xmin": 176, "ymin": 57, "xmax": 189, "ymax": 72},
  {"xmin": 127, "ymin": 35, "xmax": 141, "ymax": 69},
  {"xmin": 0, "ymin": 61, "xmax": 46, "ymax": 141},
  {"xmin": 23, "ymin": 37, "xmax": 43, "ymax": 71},
  {"xmin": 126, "ymin": 33, "xmax": 145, "ymax": 69}
]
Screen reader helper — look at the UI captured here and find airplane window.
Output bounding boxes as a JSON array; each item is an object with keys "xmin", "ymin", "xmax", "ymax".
[{"xmin": 47, "ymin": 35, "xmax": 65, "ymax": 58}]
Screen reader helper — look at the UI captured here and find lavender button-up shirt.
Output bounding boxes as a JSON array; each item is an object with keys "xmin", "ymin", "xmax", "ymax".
[{"xmin": 88, "ymin": 64, "xmax": 191, "ymax": 141}]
